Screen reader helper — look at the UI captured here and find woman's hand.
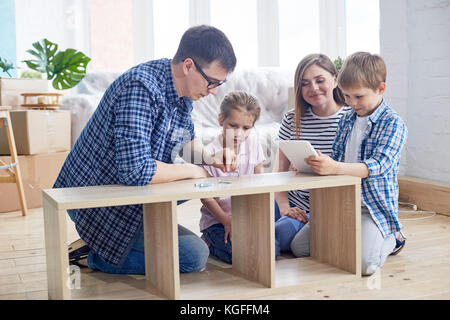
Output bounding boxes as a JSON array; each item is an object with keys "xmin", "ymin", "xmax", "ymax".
[{"xmin": 284, "ymin": 207, "xmax": 309, "ymax": 223}]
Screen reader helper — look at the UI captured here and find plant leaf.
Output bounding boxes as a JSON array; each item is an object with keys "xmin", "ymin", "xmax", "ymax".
[
  {"xmin": 0, "ymin": 57, "xmax": 15, "ymax": 76},
  {"xmin": 51, "ymin": 49, "xmax": 91, "ymax": 90},
  {"xmin": 22, "ymin": 38, "xmax": 58, "ymax": 77}
]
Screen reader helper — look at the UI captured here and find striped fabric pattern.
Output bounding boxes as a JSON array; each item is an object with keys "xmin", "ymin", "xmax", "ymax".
[{"xmin": 278, "ymin": 106, "xmax": 351, "ymax": 211}]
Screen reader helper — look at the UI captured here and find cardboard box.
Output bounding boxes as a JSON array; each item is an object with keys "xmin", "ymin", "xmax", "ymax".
[
  {"xmin": 0, "ymin": 151, "xmax": 69, "ymax": 213},
  {"xmin": 0, "ymin": 78, "xmax": 50, "ymax": 108},
  {"xmin": 0, "ymin": 109, "xmax": 71, "ymax": 155}
]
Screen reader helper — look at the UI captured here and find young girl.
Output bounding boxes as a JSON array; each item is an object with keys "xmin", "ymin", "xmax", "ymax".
[{"xmin": 199, "ymin": 91, "xmax": 265, "ymax": 264}]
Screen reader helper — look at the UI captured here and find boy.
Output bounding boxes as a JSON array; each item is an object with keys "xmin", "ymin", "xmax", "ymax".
[{"xmin": 305, "ymin": 52, "xmax": 408, "ymax": 276}]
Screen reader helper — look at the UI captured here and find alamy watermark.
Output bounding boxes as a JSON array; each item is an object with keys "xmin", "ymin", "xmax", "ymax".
[
  {"xmin": 66, "ymin": 265, "xmax": 81, "ymax": 289},
  {"xmin": 366, "ymin": 269, "xmax": 382, "ymax": 290},
  {"xmin": 171, "ymin": 124, "xmax": 280, "ymax": 168}
]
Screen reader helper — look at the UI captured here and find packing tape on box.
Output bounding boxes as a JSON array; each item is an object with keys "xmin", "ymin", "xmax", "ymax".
[
  {"xmin": 45, "ymin": 110, "xmax": 57, "ymax": 150},
  {"xmin": 26, "ymin": 154, "xmax": 41, "ymax": 190}
]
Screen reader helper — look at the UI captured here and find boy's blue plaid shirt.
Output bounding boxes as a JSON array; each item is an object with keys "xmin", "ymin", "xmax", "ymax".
[
  {"xmin": 331, "ymin": 101, "xmax": 407, "ymax": 237},
  {"xmin": 54, "ymin": 59, "xmax": 195, "ymax": 266}
]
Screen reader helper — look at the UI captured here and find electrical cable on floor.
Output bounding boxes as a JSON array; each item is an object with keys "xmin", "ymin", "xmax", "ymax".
[{"xmin": 398, "ymin": 201, "xmax": 437, "ymax": 221}]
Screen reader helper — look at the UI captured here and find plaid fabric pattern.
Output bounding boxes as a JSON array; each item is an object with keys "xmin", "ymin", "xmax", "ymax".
[
  {"xmin": 54, "ymin": 59, "xmax": 195, "ymax": 265},
  {"xmin": 331, "ymin": 101, "xmax": 407, "ymax": 237}
]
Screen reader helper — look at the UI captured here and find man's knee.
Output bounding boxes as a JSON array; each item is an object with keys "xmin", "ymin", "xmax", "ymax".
[{"xmin": 179, "ymin": 235, "xmax": 209, "ymax": 273}]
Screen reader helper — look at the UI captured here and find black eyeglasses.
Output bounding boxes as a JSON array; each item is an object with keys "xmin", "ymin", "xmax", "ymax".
[{"xmin": 191, "ymin": 58, "xmax": 226, "ymax": 89}]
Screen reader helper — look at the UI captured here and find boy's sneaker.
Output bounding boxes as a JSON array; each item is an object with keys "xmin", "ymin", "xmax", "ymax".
[
  {"xmin": 68, "ymin": 238, "xmax": 90, "ymax": 265},
  {"xmin": 390, "ymin": 230, "xmax": 406, "ymax": 256}
]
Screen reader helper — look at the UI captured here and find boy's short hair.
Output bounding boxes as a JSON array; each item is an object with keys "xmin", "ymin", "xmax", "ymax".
[
  {"xmin": 173, "ymin": 25, "xmax": 237, "ymax": 73},
  {"xmin": 337, "ymin": 52, "xmax": 387, "ymax": 91},
  {"xmin": 220, "ymin": 91, "xmax": 261, "ymax": 124}
]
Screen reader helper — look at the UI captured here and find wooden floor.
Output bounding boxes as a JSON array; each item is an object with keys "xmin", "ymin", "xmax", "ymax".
[{"xmin": 1, "ymin": 199, "xmax": 449, "ymax": 300}]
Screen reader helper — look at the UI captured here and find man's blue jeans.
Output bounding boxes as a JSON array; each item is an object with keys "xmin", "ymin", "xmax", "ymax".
[
  {"xmin": 68, "ymin": 204, "xmax": 209, "ymax": 274},
  {"xmin": 274, "ymin": 202, "xmax": 309, "ymax": 257}
]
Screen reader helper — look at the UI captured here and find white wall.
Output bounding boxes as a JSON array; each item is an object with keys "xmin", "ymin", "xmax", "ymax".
[{"xmin": 380, "ymin": 0, "xmax": 450, "ymax": 183}]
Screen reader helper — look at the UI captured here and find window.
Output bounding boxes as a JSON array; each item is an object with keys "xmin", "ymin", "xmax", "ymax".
[
  {"xmin": 153, "ymin": 0, "xmax": 189, "ymax": 60},
  {"xmin": 14, "ymin": 0, "xmax": 70, "ymax": 74},
  {"xmin": 210, "ymin": 0, "xmax": 258, "ymax": 69},
  {"xmin": 346, "ymin": 0, "xmax": 380, "ymax": 55},
  {"xmin": 10, "ymin": 1, "xmax": 381, "ymax": 74},
  {"xmin": 278, "ymin": 0, "xmax": 320, "ymax": 70},
  {"xmin": 90, "ymin": 0, "xmax": 134, "ymax": 71},
  {"xmin": 0, "ymin": 0, "xmax": 16, "ymax": 77}
]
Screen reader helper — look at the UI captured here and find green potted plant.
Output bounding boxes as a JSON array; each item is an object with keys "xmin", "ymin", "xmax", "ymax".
[
  {"xmin": 334, "ymin": 56, "xmax": 344, "ymax": 72},
  {"xmin": 23, "ymin": 38, "xmax": 91, "ymax": 90},
  {"xmin": 0, "ymin": 38, "xmax": 91, "ymax": 107},
  {"xmin": 0, "ymin": 57, "xmax": 15, "ymax": 77}
]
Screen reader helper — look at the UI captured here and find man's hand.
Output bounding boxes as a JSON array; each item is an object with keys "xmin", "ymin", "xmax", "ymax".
[
  {"xmin": 187, "ymin": 163, "xmax": 211, "ymax": 179},
  {"xmin": 150, "ymin": 161, "xmax": 210, "ymax": 184},
  {"xmin": 211, "ymin": 147, "xmax": 239, "ymax": 172},
  {"xmin": 305, "ymin": 150, "xmax": 338, "ymax": 175},
  {"xmin": 284, "ymin": 207, "xmax": 308, "ymax": 223}
]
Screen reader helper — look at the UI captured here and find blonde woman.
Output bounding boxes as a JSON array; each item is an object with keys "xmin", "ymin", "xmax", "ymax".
[{"xmin": 274, "ymin": 54, "xmax": 351, "ymax": 257}]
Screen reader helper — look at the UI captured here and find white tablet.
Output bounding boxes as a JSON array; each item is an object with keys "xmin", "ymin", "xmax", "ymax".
[{"xmin": 279, "ymin": 140, "xmax": 318, "ymax": 174}]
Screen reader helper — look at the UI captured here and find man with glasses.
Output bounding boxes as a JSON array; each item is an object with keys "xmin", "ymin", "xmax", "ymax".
[{"xmin": 56, "ymin": 25, "xmax": 237, "ymax": 275}]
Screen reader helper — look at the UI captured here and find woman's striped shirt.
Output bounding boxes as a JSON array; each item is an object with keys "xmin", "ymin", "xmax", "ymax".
[{"xmin": 278, "ymin": 106, "xmax": 352, "ymax": 212}]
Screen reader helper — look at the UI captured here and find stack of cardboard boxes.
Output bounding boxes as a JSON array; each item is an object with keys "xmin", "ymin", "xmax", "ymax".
[{"xmin": 0, "ymin": 78, "xmax": 71, "ymax": 213}]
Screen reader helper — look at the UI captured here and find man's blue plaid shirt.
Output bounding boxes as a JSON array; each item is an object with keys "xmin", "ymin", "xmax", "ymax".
[
  {"xmin": 54, "ymin": 59, "xmax": 195, "ymax": 266},
  {"xmin": 331, "ymin": 101, "xmax": 407, "ymax": 237}
]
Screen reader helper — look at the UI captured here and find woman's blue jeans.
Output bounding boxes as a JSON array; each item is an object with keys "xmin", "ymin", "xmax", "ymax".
[
  {"xmin": 274, "ymin": 202, "xmax": 309, "ymax": 257},
  {"xmin": 67, "ymin": 203, "xmax": 209, "ymax": 274}
]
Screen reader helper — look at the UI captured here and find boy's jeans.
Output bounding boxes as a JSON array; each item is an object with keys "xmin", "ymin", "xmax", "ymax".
[
  {"xmin": 67, "ymin": 206, "xmax": 209, "ymax": 274},
  {"xmin": 289, "ymin": 206, "xmax": 396, "ymax": 276}
]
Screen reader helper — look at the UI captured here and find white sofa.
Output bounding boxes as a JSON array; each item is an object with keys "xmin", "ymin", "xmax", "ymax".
[{"xmin": 61, "ymin": 67, "xmax": 294, "ymax": 171}]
